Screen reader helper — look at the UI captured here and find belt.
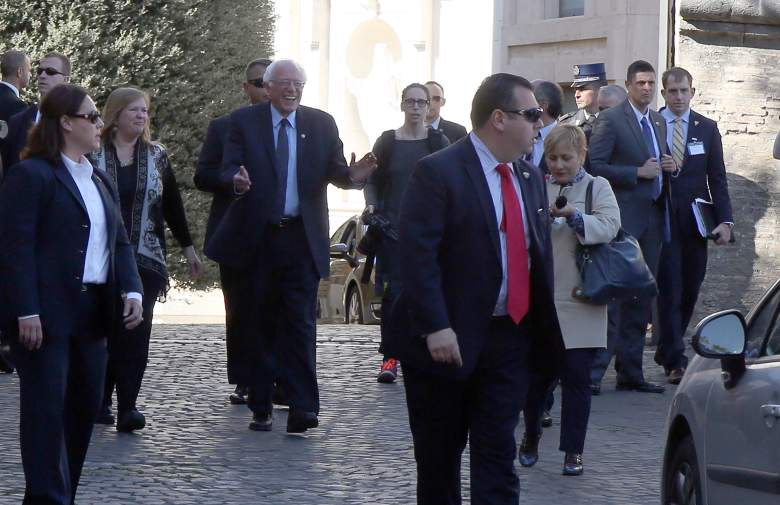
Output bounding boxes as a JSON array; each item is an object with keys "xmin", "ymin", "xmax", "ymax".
[
  {"xmin": 80, "ymin": 283, "xmax": 106, "ymax": 293},
  {"xmin": 271, "ymin": 216, "xmax": 302, "ymax": 228}
]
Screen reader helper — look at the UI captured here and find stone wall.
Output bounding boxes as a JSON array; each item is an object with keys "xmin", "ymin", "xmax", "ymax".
[{"xmin": 677, "ymin": 1, "xmax": 780, "ymax": 319}]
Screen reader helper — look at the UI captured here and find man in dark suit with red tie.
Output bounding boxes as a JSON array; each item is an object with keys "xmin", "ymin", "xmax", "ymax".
[
  {"xmin": 205, "ymin": 59, "xmax": 376, "ymax": 434},
  {"xmin": 384, "ymin": 73, "xmax": 563, "ymax": 505},
  {"xmin": 655, "ymin": 67, "xmax": 733, "ymax": 384}
]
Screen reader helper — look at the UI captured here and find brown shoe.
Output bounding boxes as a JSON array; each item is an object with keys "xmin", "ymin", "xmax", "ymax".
[{"xmin": 668, "ymin": 368, "xmax": 686, "ymax": 385}]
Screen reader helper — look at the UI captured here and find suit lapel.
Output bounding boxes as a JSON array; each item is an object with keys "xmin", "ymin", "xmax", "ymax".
[
  {"xmin": 295, "ymin": 108, "xmax": 306, "ymax": 190},
  {"xmin": 257, "ymin": 104, "xmax": 277, "ymax": 177},
  {"xmin": 684, "ymin": 110, "xmax": 702, "ymax": 167},
  {"xmin": 513, "ymin": 162, "xmax": 542, "ymax": 252},
  {"xmin": 622, "ymin": 101, "xmax": 649, "ymax": 159},
  {"xmin": 462, "ymin": 139, "xmax": 501, "ymax": 261},
  {"xmin": 54, "ymin": 161, "xmax": 88, "ymax": 215},
  {"xmin": 649, "ymin": 110, "xmax": 667, "ymax": 156}
]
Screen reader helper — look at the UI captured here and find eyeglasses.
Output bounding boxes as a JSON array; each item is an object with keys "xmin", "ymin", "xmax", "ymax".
[
  {"xmin": 501, "ymin": 107, "xmax": 543, "ymax": 123},
  {"xmin": 37, "ymin": 66, "xmax": 67, "ymax": 77},
  {"xmin": 67, "ymin": 111, "xmax": 102, "ymax": 124},
  {"xmin": 247, "ymin": 78, "xmax": 264, "ymax": 88},
  {"xmin": 403, "ymin": 98, "xmax": 430, "ymax": 108},
  {"xmin": 430, "ymin": 96, "xmax": 443, "ymax": 103},
  {"xmin": 268, "ymin": 79, "xmax": 305, "ymax": 89}
]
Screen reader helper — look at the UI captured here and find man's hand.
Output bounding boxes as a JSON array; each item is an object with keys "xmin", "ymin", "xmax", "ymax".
[
  {"xmin": 425, "ymin": 327, "xmax": 463, "ymax": 367},
  {"xmin": 123, "ymin": 298, "xmax": 143, "ymax": 330},
  {"xmin": 233, "ymin": 165, "xmax": 251, "ymax": 194},
  {"xmin": 183, "ymin": 245, "xmax": 204, "ymax": 280},
  {"xmin": 18, "ymin": 316, "xmax": 43, "ymax": 351},
  {"xmin": 637, "ymin": 158, "xmax": 660, "ymax": 179},
  {"xmin": 660, "ymin": 154, "xmax": 677, "ymax": 174},
  {"xmin": 711, "ymin": 223, "xmax": 732, "ymax": 245},
  {"xmin": 347, "ymin": 152, "xmax": 378, "ymax": 183}
]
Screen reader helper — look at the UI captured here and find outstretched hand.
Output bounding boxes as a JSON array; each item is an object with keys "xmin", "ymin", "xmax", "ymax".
[{"xmin": 347, "ymin": 152, "xmax": 378, "ymax": 183}]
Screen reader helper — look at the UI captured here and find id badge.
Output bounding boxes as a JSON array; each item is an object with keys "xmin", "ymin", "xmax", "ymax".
[{"xmin": 688, "ymin": 140, "xmax": 705, "ymax": 156}]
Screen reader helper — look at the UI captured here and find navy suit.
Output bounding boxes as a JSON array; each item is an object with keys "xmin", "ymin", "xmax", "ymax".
[
  {"xmin": 0, "ymin": 84, "xmax": 25, "ymax": 169},
  {"xmin": 384, "ymin": 136, "xmax": 563, "ymax": 505},
  {"xmin": 3, "ymin": 103, "xmax": 37, "ymax": 171},
  {"xmin": 205, "ymin": 102, "xmax": 357, "ymax": 415},
  {"xmin": 656, "ymin": 109, "xmax": 732, "ymax": 370},
  {"xmin": 435, "ymin": 117, "xmax": 468, "ymax": 143},
  {"xmin": 588, "ymin": 99, "xmax": 670, "ymax": 386},
  {"xmin": 0, "ymin": 156, "xmax": 142, "ymax": 505}
]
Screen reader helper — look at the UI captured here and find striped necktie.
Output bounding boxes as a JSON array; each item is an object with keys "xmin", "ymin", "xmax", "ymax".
[{"xmin": 672, "ymin": 117, "xmax": 685, "ymax": 168}]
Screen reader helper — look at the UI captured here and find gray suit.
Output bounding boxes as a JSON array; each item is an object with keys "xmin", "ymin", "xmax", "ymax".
[{"xmin": 588, "ymin": 98, "xmax": 670, "ymax": 386}]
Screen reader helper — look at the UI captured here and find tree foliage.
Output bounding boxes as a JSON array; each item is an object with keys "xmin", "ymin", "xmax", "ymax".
[{"xmin": 0, "ymin": 0, "xmax": 275, "ymax": 288}]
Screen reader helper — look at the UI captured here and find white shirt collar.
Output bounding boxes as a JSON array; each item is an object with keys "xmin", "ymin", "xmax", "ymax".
[
  {"xmin": 60, "ymin": 153, "xmax": 94, "ymax": 178},
  {"xmin": 427, "ymin": 116, "xmax": 441, "ymax": 130},
  {"xmin": 0, "ymin": 81, "xmax": 19, "ymax": 97},
  {"xmin": 469, "ymin": 131, "xmax": 514, "ymax": 175},
  {"xmin": 270, "ymin": 104, "xmax": 297, "ymax": 129},
  {"xmin": 661, "ymin": 107, "xmax": 690, "ymax": 124},
  {"xmin": 629, "ymin": 100, "xmax": 652, "ymax": 124}
]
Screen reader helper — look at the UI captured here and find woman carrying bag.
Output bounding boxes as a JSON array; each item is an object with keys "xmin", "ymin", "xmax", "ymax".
[{"xmin": 519, "ymin": 124, "xmax": 621, "ymax": 475}]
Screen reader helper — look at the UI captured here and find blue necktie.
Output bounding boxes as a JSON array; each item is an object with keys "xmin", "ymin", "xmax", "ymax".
[
  {"xmin": 272, "ymin": 118, "xmax": 290, "ymax": 223},
  {"xmin": 640, "ymin": 117, "xmax": 662, "ymax": 200}
]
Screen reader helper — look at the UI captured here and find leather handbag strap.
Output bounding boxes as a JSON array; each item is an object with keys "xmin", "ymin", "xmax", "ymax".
[{"xmin": 585, "ymin": 179, "xmax": 594, "ymax": 215}]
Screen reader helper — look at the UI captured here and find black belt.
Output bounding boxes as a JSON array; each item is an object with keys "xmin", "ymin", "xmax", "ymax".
[
  {"xmin": 80, "ymin": 283, "xmax": 106, "ymax": 293},
  {"xmin": 270, "ymin": 216, "xmax": 302, "ymax": 228}
]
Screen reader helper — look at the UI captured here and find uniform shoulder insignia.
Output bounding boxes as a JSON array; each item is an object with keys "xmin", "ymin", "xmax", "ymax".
[
  {"xmin": 559, "ymin": 112, "xmax": 575, "ymax": 122},
  {"xmin": 0, "ymin": 120, "xmax": 7, "ymax": 140}
]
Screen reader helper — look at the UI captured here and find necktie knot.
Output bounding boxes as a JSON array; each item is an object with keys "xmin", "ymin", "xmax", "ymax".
[
  {"xmin": 280, "ymin": 117, "xmax": 290, "ymax": 128},
  {"xmin": 496, "ymin": 163, "xmax": 512, "ymax": 179}
]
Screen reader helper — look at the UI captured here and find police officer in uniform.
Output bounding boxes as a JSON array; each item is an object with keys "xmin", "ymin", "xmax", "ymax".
[{"xmin": 560, "ymin": 63, "xmax": 607, "ymax": 138}]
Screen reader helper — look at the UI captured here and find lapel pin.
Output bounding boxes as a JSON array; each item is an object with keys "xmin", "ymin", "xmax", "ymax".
[
  {"xmin": 694, "ymin": 120, "xmax": 700, "ymax": 126},
  {"xmin": 655, "ymin": 121, "xmax": 660, "ymax": 126},
  {"xmin": 522, "ymin": 171, "xmax": 530, "ymax": 179},
  {"xmin": 537, "ymin": 208, "xmax": 544, "ymax": 214},
  {"xmin": 300, "ymin": 133, "xmax": 306, "ymax": 139}
]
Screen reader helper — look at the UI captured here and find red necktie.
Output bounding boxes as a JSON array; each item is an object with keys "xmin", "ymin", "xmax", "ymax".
[{"xmin": 496, "ymin": 163, "xmax": 530, "ymax": 324}]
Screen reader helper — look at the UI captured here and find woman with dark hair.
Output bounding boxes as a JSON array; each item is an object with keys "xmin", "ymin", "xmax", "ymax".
[
  {"xmin": 0, "ymin": 83, "xmax": 143, "ymax": 504},
  {"xmin": 93, "ymin": 87, "xmax": 201, "ymax": 432},
  {"xmin": 364, "ymin": 83, "xmax": 450, "ymax": 383}
]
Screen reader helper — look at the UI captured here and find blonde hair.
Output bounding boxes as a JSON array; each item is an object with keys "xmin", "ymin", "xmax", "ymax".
[
  {"xmin": 101, "ymin": 87, "xmax": 152, "ymax": 144},
  {"xmin": 543, "ymin": 124, "xmax": 587, "ymax": 159}
]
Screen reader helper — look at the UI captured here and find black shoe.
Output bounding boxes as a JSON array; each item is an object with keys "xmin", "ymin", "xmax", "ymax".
[
  {"xmin": 286, "ymin": 410, "xmax": 318, "ymax": 434},
  {"xmin": 541, "ymin": 410, "xmax": 553, "ymax": 428},
  {"xmin": 249, "ymin": 412, "xmax": 273, "ymax": 431},
  {"xmin": 229, "ymin": 385, "xmax": 248, "ymax": 405},
  {"xmin": 563, "ymin": 453, "xmax": 583, "ymax": 476},
  {"xmin": 116, "ymin": 409, "xmax": 146, "ymax": 432},
  {"xmin": 95, "ymin": 405, "xmax": 115, "ymax": 425},
  {"xmin": 590, "ymin": 382, "xmax": 601, "ymax": 396},
  {"xmin": 518, "ymin": 433, "xmax": 540, "ymax": 467},
  {"xmin": 616, "ymin": 381, "xmax": 665, "ymax": 393}
]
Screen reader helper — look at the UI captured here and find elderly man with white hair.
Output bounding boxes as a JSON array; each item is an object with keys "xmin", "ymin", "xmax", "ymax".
[{"xmin": 205, "ymin": 58, "xmax": 377, "ymax": 433}]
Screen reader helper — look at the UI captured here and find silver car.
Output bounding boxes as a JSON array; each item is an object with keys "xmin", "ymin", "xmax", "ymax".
[{"xmin": 661, "ymin": 279, "xmax": 780, "ymax": 505}]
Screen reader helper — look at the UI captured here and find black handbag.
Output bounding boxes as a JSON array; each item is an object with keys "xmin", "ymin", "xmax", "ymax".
[{"xmin": 574, "ymin": 180, "xmax": 658, "ymax": 305}]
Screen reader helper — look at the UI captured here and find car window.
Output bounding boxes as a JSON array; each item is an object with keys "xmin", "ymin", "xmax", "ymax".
[
  {"xmin": 765, "ymin": 325, "xmax": 780, "ymax": 357},
  {"xmin": 342, "ymin": 222, "xmax": 357, "ymax": 256},
  {"xmin": 746, "ymin": 282, "xmax": 780, "ymax": 359},
  {"xmin": 330, "ymin": 220, "xmax": 351, "ymax": 246}
]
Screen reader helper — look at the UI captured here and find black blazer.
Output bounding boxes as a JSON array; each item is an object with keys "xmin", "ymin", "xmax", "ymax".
[
  {"xmin": 194, "ymin": 113, "xmax": 233, "ymax": 244},
  {"xmin": 0, "ymin": 84, "xmax": 25, "ymax": 122},
  {"xmin": 384, "ymin": 136, "xmax": 563, "ymax": 380},
  {"xmin": 0, "ymin": 156, "xmax": 143, "ymax": 338},
  {"xmin": 204, "ymin": 103, "xmax": 357, "ymax": 276},
  {"xmin": 436, "ymin": 117, "xmax": 468, "ymax": 143},
  {"xmin": 663, "ymin": 108, "xmax": 733, "ymax": 234},
  {"xmin": 3, "ymin": 103, "xmax": 37, "ymax": 170},
  {"xmin": 589, "ymin": 99, "xmax": 670, "ymax": 238}
]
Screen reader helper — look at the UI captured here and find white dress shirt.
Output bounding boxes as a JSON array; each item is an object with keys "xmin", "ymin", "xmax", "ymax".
[
  {"xmin": 270, "ymin": 105, "xmax": 300, "ymax": 217},
  {"xmin": 426, "ymin": 116, "xmax": 441, "ymax": 130},
  {"xmin": 0, "ymin": 81, "xmax": 20, "ymax": 97},
  {"xmin": 469, "ymin": 132, "xmax": 531, "ymax": 316}
]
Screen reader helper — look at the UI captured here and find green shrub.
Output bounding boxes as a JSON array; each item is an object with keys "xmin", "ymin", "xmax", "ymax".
[{"xmin": 0, "ymin": 0, "xmax": 275, "ymax": 289}]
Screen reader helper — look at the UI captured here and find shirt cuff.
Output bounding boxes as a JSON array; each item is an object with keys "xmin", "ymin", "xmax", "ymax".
[
  {"xmin": 126, "ymin": 292, "xmax": 143, "ymax": 303},
  {"xmin": 18, "ymin": 314, "xmax": 39, "ymax": 320}
]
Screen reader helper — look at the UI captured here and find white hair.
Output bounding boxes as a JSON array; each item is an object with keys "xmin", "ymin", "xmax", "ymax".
[
  {"xmin": 598, "ymin": 84, "xmax": 627, "ymax": 101},
  {"xmin": 263, "ymin": 59, "xmax": 307, "ymax": 83}
]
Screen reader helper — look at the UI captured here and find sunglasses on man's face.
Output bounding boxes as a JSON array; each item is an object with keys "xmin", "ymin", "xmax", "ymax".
[
  {"xmin": 37, "ymin": 66, "xmax": 67, "ymax": 77},
  {"xmin": 67, "ymin": 111, "xmax": 102, "ymax": 124},
  {"xmin": 501, "ymin": 107, "xmax": 543, "ymax": 123},
  {"xmin": 247, "ymin": 78, "xmax": 264, "ymax": 88}
]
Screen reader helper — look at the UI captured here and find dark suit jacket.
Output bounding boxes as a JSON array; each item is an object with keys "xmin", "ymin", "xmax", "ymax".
[
  {"xmin": 436, "ymin": 117, "xmax": 467, "ymax": 143},
  {"xmin": 204, "ymin": 103, "xmax": 357, "ymax": 277},
  {"xmin": 0, "ymin": 84, "xmax": 25, "ymax": 122},
  {"xmin": 0, "ymin": 156, "xmax": 143, "ymax": 338},
  {"xmin": 589, "ymin": 99, "xmax": 670, "ymax": 238},
  {"xmin": 384, "ymin": 136, "xmax": 564, "ymax": 381},
  {"xmin": 194, "ymin": 113, "xmax": 233, "ymax": 244},
  {"xmin": 3, "ymin": 103, "xmax": 37, "ymax": 170},
  {"xmin": 663, "ymin": 108, "xmax": 733, "ymax": 234}
]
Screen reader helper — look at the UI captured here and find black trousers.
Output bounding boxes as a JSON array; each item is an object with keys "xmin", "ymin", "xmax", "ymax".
[
  {"xmin": 103, "ymin": 271, "xmax": 164, "ymax": 413},
  {"xmin": 12, "ymin": 285, "xmax": 109, "ymax": 505},
  {"xmin": 247, "ymin": 220, "xmax": 320, "ymax": 415},
  {"xmin": 220, "ymin": 263, "xmax": 256, "ymax": 386},
  {"xmin": 524, "ymin": 348, "xmax": 596, "ymax": 454},
  {"xmin": 403, "ymin": 317, "xmax": 532, "ymax": 505},
  {"xmin": 378, "ymin": 278, "xmax": 401, "ymax": 358},
  {"xmin": 655, "ymin": 226, "xmax": 707, "ymax": 370}
]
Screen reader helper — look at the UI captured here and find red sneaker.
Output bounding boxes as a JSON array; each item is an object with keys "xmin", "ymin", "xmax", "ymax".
[{"xmin": 377, "ymin": 358, "xmax": 398, "ymax": 383}]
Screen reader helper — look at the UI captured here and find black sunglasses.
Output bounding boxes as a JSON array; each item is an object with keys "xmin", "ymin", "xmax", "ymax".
[
  {"xmin": 247, "ymin": 78, "xmax": 264, "ymax": 88},
  {"xmin": 67, "ymin": 111, "xmax": 102, "ymax": 124},
  {"xmin": 37, "ymin": 66, "xmax": 68, "ymax": 77},
  {"xmin": 501, "ymin": 107, "xmax": 543, "ymax": 123}
]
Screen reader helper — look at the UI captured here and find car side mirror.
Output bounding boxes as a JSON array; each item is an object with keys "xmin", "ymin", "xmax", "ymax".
[
  {"xmin": 774, "ymin": 131, "xmax": 780, "ymax": 160},
  {"xmin": 329, "ymin": 243, "xmax": 349, "ymax": 257},
  {"xmin": 692, "ymin": 310, "xmax": 747, "ymax": 389}
]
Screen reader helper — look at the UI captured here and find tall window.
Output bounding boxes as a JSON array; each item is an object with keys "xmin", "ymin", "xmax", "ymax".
[{"xmin": 559, "ymin": 0, "xmax": 585, "ymax": 17}]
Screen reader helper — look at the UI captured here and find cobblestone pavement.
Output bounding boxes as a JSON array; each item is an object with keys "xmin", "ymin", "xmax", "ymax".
[{"xmin": 0, "ymin": 324, "xmax": 673, "ymax": 504}]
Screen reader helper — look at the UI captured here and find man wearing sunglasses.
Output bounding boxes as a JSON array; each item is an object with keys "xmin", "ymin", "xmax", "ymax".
[
  {"xmin": 424, "ymin": 80, "xmax": 467, "ymax": 142},
  {"xmin": 195, "ymin": 57, "xmax": 275, "ymax": 407},
  {"xmin": 3, "ymin": 52, "xmax": 70, "ymax": 170},
  {"xmin": 384, "ymin": 73, "xmax": 563, "ymax": 505}
]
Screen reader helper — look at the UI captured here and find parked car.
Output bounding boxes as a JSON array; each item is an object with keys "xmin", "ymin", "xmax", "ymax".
[
  {"xmin": 317, "ymin": 215, "xmax": 382, "ymax": 324},
  {"xmin": 661, "ymin": 279, "xmax": 780, "ymax": 505}
]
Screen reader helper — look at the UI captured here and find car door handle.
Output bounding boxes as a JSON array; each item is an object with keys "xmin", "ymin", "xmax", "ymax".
[{"xmin": 760, "ymin": 404, "xmax": 780, "ymax": 418}]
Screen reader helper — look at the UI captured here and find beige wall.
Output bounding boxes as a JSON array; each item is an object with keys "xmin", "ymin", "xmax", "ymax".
[{"xmin": 273, "ymin": 0, "xmax": 494, "ymax": 232}]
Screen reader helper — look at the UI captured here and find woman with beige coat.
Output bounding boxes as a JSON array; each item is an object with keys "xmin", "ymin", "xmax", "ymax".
[{"xmin": 518, "ymin": 124, "xmax": 621, "ymax": 476}]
